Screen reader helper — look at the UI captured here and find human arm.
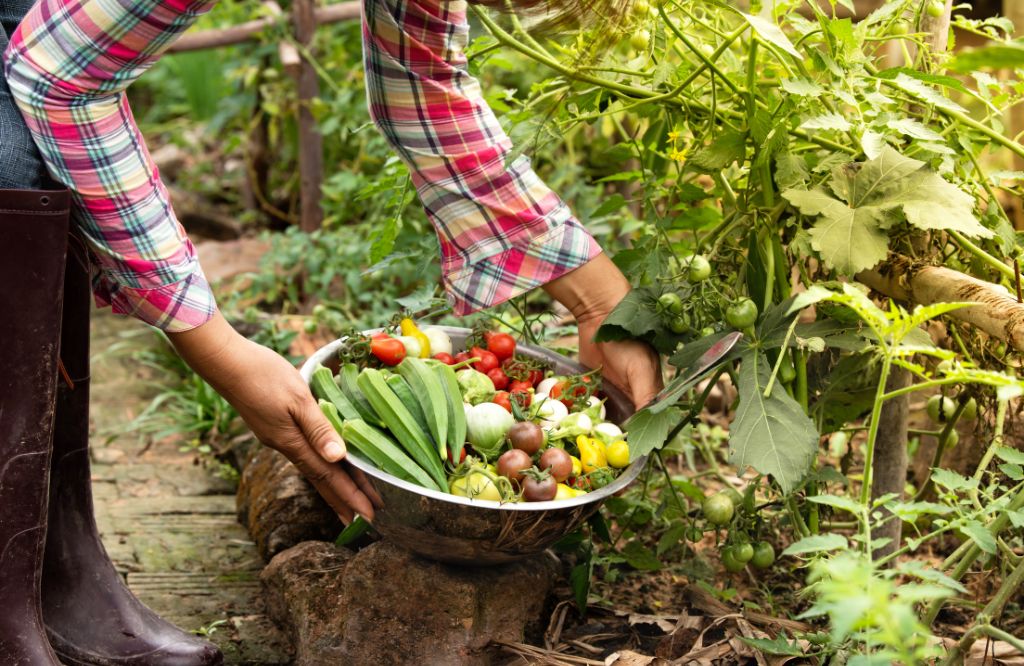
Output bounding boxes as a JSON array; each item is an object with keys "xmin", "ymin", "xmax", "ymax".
[
  {"xmin": 362, "ymin": 0, "xmax": 661, "ymax": 404},
  {"xmin": 4, "ymin": 0, "xmax": 375, "ymax": 520}
]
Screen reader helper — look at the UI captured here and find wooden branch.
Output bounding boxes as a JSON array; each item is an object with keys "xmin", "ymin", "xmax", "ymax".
[
  {"xmin": 294, "ymin": 0, "xmax": 324, "ymax": 231},
  {"xmin": 858, "ymin": 256, "xmax": 1024, "ymax": 352},
  {"xmin": 168, "ymin": 1, "xmax": 359, "ymax": 53}
]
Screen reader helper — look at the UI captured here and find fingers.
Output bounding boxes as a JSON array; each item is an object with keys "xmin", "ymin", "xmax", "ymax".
[
  {"xmin": 293, "ymin": 394, "xmax": 347, "ymax": 463},
  {"xmin": 345, "ymin": 462, "xmax": 384, "ymax": 510},
  {"xmin": 630, "ymin": 344, "xmax": 663, "ymax": 408},
  {"xmin": 288, "ymin": 445, "xmax": 377, "ymax": 522}
]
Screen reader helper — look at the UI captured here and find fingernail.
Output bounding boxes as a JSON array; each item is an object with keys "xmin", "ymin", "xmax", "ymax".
[{"xmin": 324, "ymin": 441, "xmax": 345, "ymax": 461}]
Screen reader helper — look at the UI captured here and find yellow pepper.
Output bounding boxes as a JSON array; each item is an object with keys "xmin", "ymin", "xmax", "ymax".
[
  {"xmin": 555, "ymin": 483, "xmax": 578, "ymax": 501},
  {"xmin": 399, "ymin": 318, "xmax": 431, "ymax": 358},
  {"xmin": 577, "ymin": 435, "xmax": 607, "ymax": 474},
  {"xmin": 570, "ymin": 455, "xmax": 583, "ymax": 478}
]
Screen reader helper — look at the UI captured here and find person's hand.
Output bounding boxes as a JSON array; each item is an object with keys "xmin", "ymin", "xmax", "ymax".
[
  {"xmin": 543, "ymin": 254, "xmax": 663, "ymax": 408},
  {"xmin": 167, "ymin": 313, "xmax": 379, "ymax": 523}
]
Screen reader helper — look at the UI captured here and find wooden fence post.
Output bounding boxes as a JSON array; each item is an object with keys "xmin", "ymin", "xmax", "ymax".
[{"xmin": 294, "ymin": 0, "xmax": 325, "ymax": 232}]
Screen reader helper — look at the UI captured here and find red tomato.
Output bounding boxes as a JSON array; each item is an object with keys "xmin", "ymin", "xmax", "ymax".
[
  {"xmin": 492, "ymin": 391, "xmax": 512, "ymax": 413},
  {"xmin": 509, "ymin": 379, "xmax": 532, "ymax": 394},
  {"xmin": 528, "ymin": 369, "xmax": 544, "ymax": 386},
  {"xmin": 454, "ymin": 351, "xmax": 471, "ymax": 364},
  {"xmin": 487, "ymin": 368, "xmax": 509, "ymax": 390},
  {"xmin": 511, "ymin": 391, "xmax": 532, "ymax": 409},
  {"xmin": 471, "ymin": 347, "xmax": 500, "ymax": 373},
  {"xmin": 433, "ymin": 352, "xmax": 455, "ymax": 365},
  {"xmin": 550, "ymin": 376, "xmax": 592, "ymax": 408},
  {"xmin": 370, "ymin": 337, "xmax": 406, "ymax": 366},
  {"xmin": 486, "ymin": 332, "xmax": 516, "ymax": 361}
]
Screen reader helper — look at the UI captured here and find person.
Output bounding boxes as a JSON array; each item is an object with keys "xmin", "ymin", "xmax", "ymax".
[{"xmin": 0, "ymin": 0, "xmax": 661, "ymax": 662}]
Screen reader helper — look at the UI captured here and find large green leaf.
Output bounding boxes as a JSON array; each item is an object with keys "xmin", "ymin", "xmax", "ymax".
[
  {"xmin": 783, "ymin": 147, "xmax": 992, "ymax": 275},
  {"xmin": 729, "ymin": 349, "xmax": 818, "ymax": 493},
  {"xmin": 625, "ymin": 407, "xmax": 684, "ymax": 462}
]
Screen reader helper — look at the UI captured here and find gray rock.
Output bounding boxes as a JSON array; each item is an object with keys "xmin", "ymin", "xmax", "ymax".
[
  {"xmin": 236, "ymin": 447, "xmax": 342, "ymax": 561},
  {"xmin": 261, "ymin": 540, "xmax": 557, "ymax": 666}
]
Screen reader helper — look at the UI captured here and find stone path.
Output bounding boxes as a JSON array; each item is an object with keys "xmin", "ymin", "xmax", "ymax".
[{"xmin": 89, "ymin": 310, "xmax": 293, "ymax": 664}]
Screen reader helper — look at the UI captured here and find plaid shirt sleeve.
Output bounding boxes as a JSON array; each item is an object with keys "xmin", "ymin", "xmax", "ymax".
[
  {"xmin": 4, "ymin": 0, "xmax": 220, "ymax": 332},
  {"xmin": 362, "ymin": 0, "xmax": 602, "ymax": 315}
]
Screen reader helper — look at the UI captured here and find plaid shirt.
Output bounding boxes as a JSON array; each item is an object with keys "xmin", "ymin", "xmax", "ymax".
[{"xmin": 4, "ymin": 0, "xmax": 601, "ymax": 331}]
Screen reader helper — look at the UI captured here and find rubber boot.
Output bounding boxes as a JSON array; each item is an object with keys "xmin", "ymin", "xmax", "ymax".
[
  {"xmin": 41, "ymin": 236, "xmax": 225, "ymax": 666},
  {"xmin": 0, "ymin": 188, "xmax": 70, "ymax": 666}
]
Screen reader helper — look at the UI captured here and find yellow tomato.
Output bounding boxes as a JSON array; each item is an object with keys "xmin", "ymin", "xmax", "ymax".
[
  {"xmin": 570, "ymin": 455, "xmax": 583, "ymax": 477},
  {"xmin": 606, "ymin": 440, "xmax": 630, "ymax": 469},
  {"xmin": 449, "ymin": 471, "xmax": 502, "ymax": 501}
]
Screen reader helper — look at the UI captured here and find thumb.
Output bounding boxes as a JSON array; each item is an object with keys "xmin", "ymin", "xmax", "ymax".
[{"xmin": 293, "ymin": 395, "xmax": 347, "ymax": 463}]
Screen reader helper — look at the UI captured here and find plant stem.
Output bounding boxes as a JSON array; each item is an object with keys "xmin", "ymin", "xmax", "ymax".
[
  {"xmin": 860, "ymin": 355, "xmax": 893, "ymax": 505},
  {"xmin": 939, "ymin": 558, "xmax": 1024, "ymax": 665}
]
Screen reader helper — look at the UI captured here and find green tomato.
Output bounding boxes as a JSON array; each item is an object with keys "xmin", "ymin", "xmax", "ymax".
[
  {"xmin": 943, "ymin": 429, "xmax": 960, "ymax": 447},
  {"xmin": 630, "ymin": 29, "xmax": 650, "ymax": 51},
  {"xmin": 723, "ymin": 486, "xmax": 744, "ymax": 508},
  {"xmin": 658, "ymin": 292, "xmax": 683, "ymax": 315},
  {"xmin": 699, "ymin": 43, "xmax": 715, "ymax": 57},
  {"xmin": 669, "ymin": 315, "xmax": 688, "ymax": 335},
  {"xmin": 733, "ymin": 542, "xmax": 754, "ymax": 563},
  {"xmin": 303, "ymin": 319, "xmax": 318, "ymax": 335},
  {"xmin": 725, "ymin": 298, "xmax": 758, "ymax": 330},
  {"xmin": 312, "ymin": 303, "xmax": 328, "ymax": 319},
  {"xmin": 687, "ymin": 254, "xmax": 712, "ymax": 282},
  {"xmin": 702, "ymin": 493, "xmax": 735, "ymax": 526},
  {"xmin": 632, "ymin": 0, "xmax": 650, "ymax": 15},
  {"xmin": 685, "ymin": 526, "xmax": 704, "ymax": 543},
  {"xmin": 926, "ymin": 0, "xmax": 945, "ymax": 18},
  {"xmin": 960, "ymin": 397, "xmax": 978, "ymax": 421},
  {"xmin": 927, "ymin": 395, "xmax": 957, "ymax": 423},
  {"xmin": 721, "ymin": 547, "xmax": 746, "ymax": 572},
  {"xmin": 891, "ymin": 19, "xmax": 910, "ymax": 35},
  {"xmin": 750, "ymin": 542, "xmax": 776, "ymax": 569},
  {"xmin": 700, "ymin": 326, "xmax": 716, "ymax": 338}
]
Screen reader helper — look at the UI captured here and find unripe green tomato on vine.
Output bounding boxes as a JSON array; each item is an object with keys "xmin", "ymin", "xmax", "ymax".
[
  {"xmin": 960, "ymin": 397, "xmax": 978, "ymax": 421},
  {"xmin": 631, "ymin": 0, "xmax": 650, "ymax": 17},
  {"xmin": 891, "ymin": 19, "xmax": 911, "ymax": 36},
  {"xmin": 630, "ymin": 30, "xmax": 651, "ymax": 51},
  {"xmin": 658, "ymin": 292, "xmax": 683, "ymax": 314},
  {"xmin": 926, "ymin": 395, "xmax": 957, "ymax": 423},
  {"xmin": 926, "ymin": 0, "xmax": 945, "ymax": 18},
  {"xmin": 732, "ymin": 542, "xmax": 754, "ymax": 564},
  {"xmin": 700, "ymin": 326, "xmax": 716, "ymax": 338},
  {"xmin": 303, "ymin": 319, "xmax": 318, "ymax": 335},
  {"xmin": 687, "ymin": 254, "xmax": 712, "ymax": 282},
  {"xmin": 721, "ymin": 547, "xmax": 746, "ymax": 572},
  {"xmin": 725, "ymin": 298, "xmax": 758, "ymax": 330},
  {"xmin": 702, "ymin": 493, "xmax": 735, "ymax": 526},
  {"xmin": 750, "ymin": 542, "xmax": 776, "ymax": 569},
  {"xmin": 700, "ymin": 43, "xmax": 715, "ymax": 57},
  {"xmin": 668, "ymin": 315, "xmax": 688, "ymax": 335}
]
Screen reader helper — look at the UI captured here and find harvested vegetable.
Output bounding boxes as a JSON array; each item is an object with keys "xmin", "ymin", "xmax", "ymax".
[{"xmin": 465, "ymin": 402, "xmax": 515, "ymax": 459}]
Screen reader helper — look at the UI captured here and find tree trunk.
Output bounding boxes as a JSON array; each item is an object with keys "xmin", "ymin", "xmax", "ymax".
[{"xmin": 871, "ymin": 367, "xmax": 910, "ymax": 562}]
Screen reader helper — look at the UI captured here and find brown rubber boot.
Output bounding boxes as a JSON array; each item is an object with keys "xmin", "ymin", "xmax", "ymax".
[
  {"xmin": 42, "ymin": 236, "xmax": 224, "ymax": 665},
  {"xmin": 0, "ymin": 188, "xmax": 70, "ymax": 666}
]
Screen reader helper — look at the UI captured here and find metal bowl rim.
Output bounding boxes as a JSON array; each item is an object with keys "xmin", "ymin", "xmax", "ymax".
[{"xmin": 299, "ymin": 327, "xmax": 647, "ymax": 512}]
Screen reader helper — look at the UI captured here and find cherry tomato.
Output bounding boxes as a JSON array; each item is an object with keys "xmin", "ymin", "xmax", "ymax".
[
  {"xmin": 497, "ymin": 449, "xmax": 533, "ymax": 483},
  {"xmin": 725, "ymin": 298, "xmax": 758, "ymax": 330},
  {"xmin": 687, "ymin": 254, "xmax": 712, "ymax": 282},
  {"xmin": 702, "ymin": 493, "xmax": 735, "ymax": 526},
  {"xmin": 509, "ymin": 379, "xmax": 532, "ymax": 394},
  {"xmin": 669, "ymin": 315, "xmax": 688, "ymax": 335},
  {"xmin": 891, "ymin": 19, "xmax": 911, "ymax": 35},
  {"xmin": 926, "ymin": 0, "xmax": 945, "ymax": 18},
  {"xmin": 630, "ymin": 29, "xmax": 650, "ymax": 51},
  {"xmin": 539, "ymin": 448, "xmax": 573, "ymax": 482},
  {"xmin": 927, "ymin": 395, "xmax": 956, "ymax": 423},
  {"xmin": 507, "ymin": 421, "xmax": 544, "ymax": 455},
  {"xmin": 486, "ymin": 332, "xmax": 517, "ymax": 362},
  {"xmin": 487, "ymin": 367, "xmax": 510, "ymax": 391},
  {"xmin": 721, "ymin": 547, "xmax": 746, "ymax": 573},
  {"xmin": 471, "ymin": 347, "xmax": 500, "ymax": 373},
  {"xmin": 658, "ymin": 292, "xmax": 683, "ymax": 314},
  {"xmin": 454, "ymin": 351, "xmax": 472, "ymax": 364},
  {"xmin": 685, "ymin": 526, "xmax": 704, "ymax": 543},
  {"xmin": 523, "ymin": 475, "xmax": 557, "ymax": 502},
  {"xmin": 733, "ymin": 542, "xmax": 754, "ymax": 564},
  {"xmin": 492, "ymin": 391, "xmax": 512, "ymax": 413},
  {"xmin": 370, "ymin": 337, "xmax": 406, "ymax": 366},
  {"xmin": 433, "ymin": 352, "xmax": 455, "ymax": 365},
  {"xmin": 961, "ymin": 397, "xmax": 978, "ymax": 421},
  {"xmin": 605, "ymin": 441, "xmax": 630, "ymax": 469},
  {"xmin": 528, "ymin": 369, "xmax": 544, "ymax": 386},
  {"xmin": 750, "ymin": 542, "xmax": 776, "ymax": 569}
]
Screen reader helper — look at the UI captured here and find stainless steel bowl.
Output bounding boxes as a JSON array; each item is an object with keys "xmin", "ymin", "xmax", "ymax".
[{"xmin": 299, "ymin": 326, "xmax": 644, "ymax": 565}]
